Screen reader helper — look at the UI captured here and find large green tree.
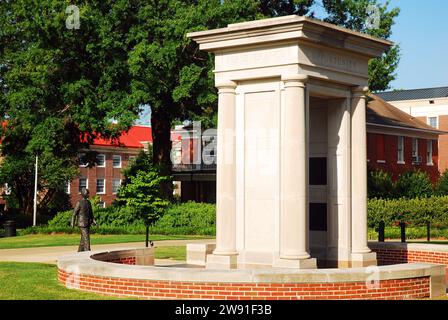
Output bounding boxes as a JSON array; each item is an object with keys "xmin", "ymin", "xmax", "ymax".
[
  {"xmin": 0, "ymin": 1, "xmax": 142, "ymax": 214},
  {"xmin": 322, "ymin": 0, "xmax": 400, "ymax": 91}
]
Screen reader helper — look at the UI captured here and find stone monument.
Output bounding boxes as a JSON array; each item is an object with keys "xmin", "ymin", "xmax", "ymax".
[{"xmin": 188, "ymin": 15, "xmax": 392, "ymax": 269}]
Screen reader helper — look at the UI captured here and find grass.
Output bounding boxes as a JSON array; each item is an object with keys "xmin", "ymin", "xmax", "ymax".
[
  {"xmin": 0, "ymin": 262, "xmax": 123, "ymax": 300},
  {"xmin": 154, "ymin": 246, "xmax": 186, "ymax": 261},
  {"xmin": 0, "ymin": 234, "xmax": 213, "ymax": 250}
]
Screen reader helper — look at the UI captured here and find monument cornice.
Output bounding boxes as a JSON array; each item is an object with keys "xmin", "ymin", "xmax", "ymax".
[{"xmin": 187, "ymin": 15, "xmax": 392, "ymax": 58}]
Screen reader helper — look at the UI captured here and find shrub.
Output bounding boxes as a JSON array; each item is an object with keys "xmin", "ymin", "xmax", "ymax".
[
  {"xmin": 436, "ymin": 170, "xmax": 448, "ymax": 195},
  {"xmin": 368, "ymin": 169, "xmax": 395, "ymax": 199},
  {"xmin": 43, "ymin": 201, "xmax": 216, "ymax": 235},
  {"xmin": 395, "ymin": 170, "xmax": 433, "ymax": 199},
  {"xmin": 153, "ymin": 202, "xmax": 215, "ymax": 235},
  {"xmin": 368, "ymin": 196, "xmax": 448, "ymax": 228}
]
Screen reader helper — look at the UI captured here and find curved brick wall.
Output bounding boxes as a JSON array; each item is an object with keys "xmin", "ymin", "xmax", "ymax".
[
  {"xmin": 370, "ymin": 242, "xmax": 448, "ymax": 281},
  {"xmin": 57, "ymin": 248, "xmax": 446, "ymax": 300},
  {"xmin": 57, "ymin": 269, "xmax": 430, "ymax": 300}
]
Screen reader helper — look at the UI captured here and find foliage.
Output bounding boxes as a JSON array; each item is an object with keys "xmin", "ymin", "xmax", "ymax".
[
  {"xmin": 368, "ymin": 196, "xmax": 448, "ymax": 228},
  {"xmin": 322, "ymin": 0, "xmax": 401, "ymax": 91},
  {"xmin": 395, "ymin": 170, "xmax": 433, "ymax": 199},
  {"xmin": 117, "ymin": 169, "xmax": 170, "ymax": 227},
  {"xmin": 40, "ymin": 201, "xmax": 216, "ymax": 235},
  {"xmin": 154, "ymin": 201, "xmax": 216, "ymax": 234},
  {"xmin": 435, "ymin": 170, "xmax": 448, "ymax": 195},
  {"xmin": 367, "ymin": 169, "xmax": 395, "ymax": 199},
  {"xmin": 0, "ymin": 1, "xmax": 142, "ymax": 214}
]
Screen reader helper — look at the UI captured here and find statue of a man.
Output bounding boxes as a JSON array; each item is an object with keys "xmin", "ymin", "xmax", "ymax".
[{"xmin": 71, "ymin": 188, "xmax": 96, "ymax": 252}]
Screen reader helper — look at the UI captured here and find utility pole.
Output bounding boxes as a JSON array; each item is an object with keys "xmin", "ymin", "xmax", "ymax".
[{"xmin": 33, "ymin": 155, "xmax": 38, "ymax": 227}]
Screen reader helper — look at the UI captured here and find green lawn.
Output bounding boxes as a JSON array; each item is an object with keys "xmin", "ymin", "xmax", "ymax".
[
  {"xmin": 154, "ymin": 246, "xmax": 186, "ymax": 260},
  {"xmin": 0, "ymin": 262, "xmax": 123, "ymax": 300},
  {"xmin": 0, "ymin": 234, "xmax": 212, "ymax": 250}
]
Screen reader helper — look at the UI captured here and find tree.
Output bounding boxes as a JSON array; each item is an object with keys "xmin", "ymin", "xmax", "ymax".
[
  {"xmin": 395, "ymin": 170, "xmax": 433, "ymax": 199},
  {"xmin": 322, "ymin": 0, "xmax": 400, "ymax": 91},
  {"xmin": 258, "ymin": 0, "xmax": 314, "ymax": 16},
  {"xmin": 127, "ymin": 0, "xmax": 262, "ymax": 198},
  {"xmin": 367, "ymin": 168, "xmax": 395, "ymax": 199},
  {"xmin": 0, "ymin": 1, "xmax": 142, "ymax": 214},
  {"xmin": 117, "ymin": 167, "xmax": 170, "ymax": 246}
]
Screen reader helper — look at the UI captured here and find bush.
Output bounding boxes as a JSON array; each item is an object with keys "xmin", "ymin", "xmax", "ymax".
[
  {"xmin": 41, "ymin": 201, "xmax": 216, "ymax": 235},
  {"xmin": 436, "ymin": 170, "xmax": 448, "ymax": 195},
  {"xmin": 395, "ymin": 170, "xmax": 433, "ymax": 199},
  {"xmin": 368, "ymin": 169, "xmax": 395, "ymax": 199},
  {"xmin": 47, "ymin": 206, "xmax": 143, "ymax": 228},
  {"xmin": 368, "ymin": 196, "xmax": 448, "ymax": 228}
]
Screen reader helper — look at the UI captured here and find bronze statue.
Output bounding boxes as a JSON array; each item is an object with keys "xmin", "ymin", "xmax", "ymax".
[{"xmin": 71, "ymin": 188, "xmax": 96, "ymax": 252}]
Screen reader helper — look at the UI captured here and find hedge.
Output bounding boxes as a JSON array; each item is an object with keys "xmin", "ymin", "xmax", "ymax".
[
  {"xmin": 368, "ymin": 196, "xmax": 448, "ymax": 228},
  {"xmin": 22, "ymin": 201, "xmax": 216, "ymax": 236}
]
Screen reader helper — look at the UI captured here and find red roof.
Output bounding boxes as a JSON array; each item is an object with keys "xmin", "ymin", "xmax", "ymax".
[{"xmin": 92, "ymin": 125, "xmax": 152, "ymax": 148}]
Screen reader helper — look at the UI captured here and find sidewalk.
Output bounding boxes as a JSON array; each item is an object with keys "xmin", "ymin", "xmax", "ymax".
[{"xmin": 0, "ymin": 239, "xmax": 215, "ymax": 264}]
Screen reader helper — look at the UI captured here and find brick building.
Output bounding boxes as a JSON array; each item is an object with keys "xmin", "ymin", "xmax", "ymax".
[
  {"xmin": 366, "ymin": 94, "xmax": 442, "ymax": 183},
  {"xmin": 377, "ymin": 86, "xmax": 448, "ymax": 172},
  {"xmin": 68, "ymin": 125, "xmax": 152, "ymax": 208},
  {"xmin": 172, "ymin": 94, "xmax": 444, "ymax": 203}
]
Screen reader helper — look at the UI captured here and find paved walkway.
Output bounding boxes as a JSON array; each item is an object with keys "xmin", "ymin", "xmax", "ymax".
[{"xmin": 0, "ymin": 239, "xmax": 215, "ymax": 264}]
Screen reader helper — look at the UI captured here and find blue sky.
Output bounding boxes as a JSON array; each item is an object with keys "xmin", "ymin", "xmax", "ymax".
[
  {"xmin": 313, "ymin": 0, "xmax": 448, "ymax": 91},
  {"xmin": 137, "ymin": 0, "xmax": 448, "ymax": 124},
  {"xmin": 386, "ymin": 0, "xmax": 448, "ymax": 90}
]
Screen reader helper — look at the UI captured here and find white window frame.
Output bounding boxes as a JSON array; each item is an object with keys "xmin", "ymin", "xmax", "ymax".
[
  {"xmin": 397, "ymin": 136, "xmax": 405, "ymax": 164},
  {"xmin": 412, "ymin": 138, "xmax": 419, "ymax": 157},
  {"xmin": 78, "ymin": 178, "xmax": 88, "ymax": 193},
  {"xmin": 427, "ymin": 140, "xmax": 434, "ymax": 166},
  {"xmin": 98, "ymin": 201, "xmax": 106, "ymax": 208},
  {"xmin": 4, "ymin": 183, "xmax": 11, "ymax": 195},
  {"xmin": 96, "ymin": 154, "xmax": 106, "ymax": 167},
  {"xmin": 64, "ymin": 181, "xmax": 71, "ymax": 194},
  {"xmin": 96, "ymin": 178, "xmax": 106, "ymax": 194},
  {"xmin": 112, "ymin": 179, "xmax": 122, "ymax": 194},
  {"xmin": 112, "ymin": 155, "xmax": 122, "ymax": 168},
  {"xmin": 79, "ymin": 153, "xmax": 88, "ymax": 167},
  {"xmin": 427, "ymin": 116, "xmax": 439, "ymax": 129}
]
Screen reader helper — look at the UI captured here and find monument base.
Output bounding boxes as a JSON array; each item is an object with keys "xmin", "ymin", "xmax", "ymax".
[
  {"xmin": 351, "ymin": 252, "xmax": 377, "ymax": 267},
  {"xmin": 206, "ymin": 254, "xmax": 238, "ymax": 270},
  {"xmin": 273, "ymin": 257, "xmax": 317, "ymax": 269}
]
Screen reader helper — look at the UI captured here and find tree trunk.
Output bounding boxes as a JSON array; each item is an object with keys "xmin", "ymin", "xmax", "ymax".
[{"xmin": 151, "ymin": 109, "xmax": 173, "ymax": 200}]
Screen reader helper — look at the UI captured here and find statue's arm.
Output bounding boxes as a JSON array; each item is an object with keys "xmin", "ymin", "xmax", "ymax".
[
  {"xmin": 88, "ymin": 201, "xmax": 96, "ymax": 225},
  {"xmin": 71, "ymin": 202, "xmax": 80, "ymax": 227}
]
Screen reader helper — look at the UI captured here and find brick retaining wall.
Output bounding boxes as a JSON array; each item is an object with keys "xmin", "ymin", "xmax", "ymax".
[{"xmin": 57, "ymin": 269, "xmax": 430, "ymax": 300}]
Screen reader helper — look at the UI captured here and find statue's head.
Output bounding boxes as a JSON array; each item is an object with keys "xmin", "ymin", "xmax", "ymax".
[{"xmin": 81, "ymin": 187, "xmax": 89, "ymax": 199}]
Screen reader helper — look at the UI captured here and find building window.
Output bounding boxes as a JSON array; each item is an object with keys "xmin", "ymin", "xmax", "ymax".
[
  {"xmin": 96, "ymin": 179, "xmax": 105, "ymax": 194},
  {"xmin": 79, "ymin": 178, "xmax": 88, "ymax": 193},
  {"xmin": 98, "ymin": 201, "xmax": 106, "ymax": 208},
  {"xmin": 129, "ymin": 156, "xmax": 136, "ymax": 163},
  {"xmin": 427, "ymin": 140, "xmax": 433, "ymax": 165},
  {"xmin": 112, "ymin": 179, "xmax": 121, "ymax": 194},
  {"xmin": 79, "ymin": 154, "xmax": 88, "ymax": 167},
  {"xmin": 376, "ymin": 134, "xmax": 385, "ymax": 162},
  {"xmin": 428, "ymin": 116, "xmax": 438, "ymax": 129},
  {"xmin": 4, "ymin": 183, "xmax": 11, "ymax": 195},
  {"xmin": 64, "ymin": 181, "xmax": 70, "ymax": 194},
  {"xmin": 412, "ymin": 138, "xmax": 418, "ymax": 157},
  {"xmin": 397, "ymin": 136, "xmax": 405, "ymax": 164},
  {"xmin": 113, "ymin": 155, "xmax": 122, "ymax": 168},
  {"xmin": 412, "ymin": 138, "xmax": 421, "ymax": 164},
  {"xmin": 96, "ymin": 154, "xmax": 106, "ymax": 167}
]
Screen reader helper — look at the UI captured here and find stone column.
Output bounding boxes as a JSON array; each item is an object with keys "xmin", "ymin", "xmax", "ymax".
[
  {"xmin": 351, "ymin": 86, "xmax": 377, "ymax": 267},
  {"xmin": 327, "ymin": 98, "xmax": 352, "ymax": 268},
  {"xmin": 274, "ymin": 74, "xmax": 316, "ymax": 269},
  {"xmin": 206, "ymin": 81, "xmax": 238, "ymax": 269}
]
